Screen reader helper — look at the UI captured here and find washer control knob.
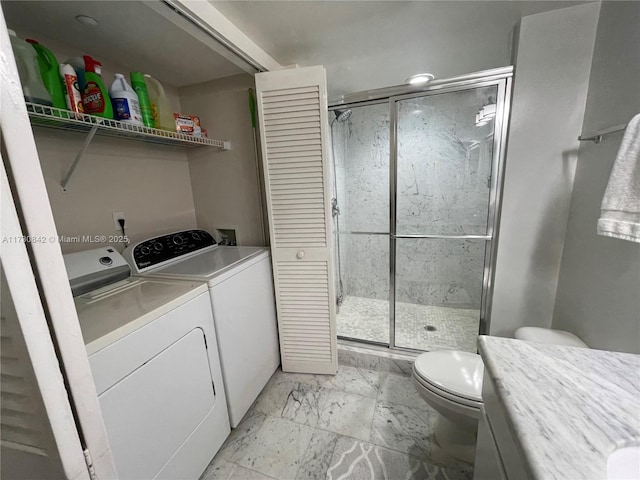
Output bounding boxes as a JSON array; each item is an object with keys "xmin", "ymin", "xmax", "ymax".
[
  {"xmin": 172, "ymin": 235, "xmax": 185, "ymax": 245},
  {"xmin": 140, "ymin": 246, "xmax": 151, "ymax": 255},
  {"xmin": 153, "ymin": 243, "xmax": 163, "ymax": 251},
  {"xmin": 296, "ymin": 250, "xmax": 305, "ymax": 259},
  {"xmin": 99, "ymin": 256, "xmax": 113, "ymax": 266},
  {"xmin": 191, "ymin": 232, "xmax": 201, "ymax": 241}
]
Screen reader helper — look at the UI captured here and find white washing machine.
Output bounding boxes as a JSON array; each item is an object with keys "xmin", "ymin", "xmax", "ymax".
[
  {"xmin": 123, "ymin": 230, "xmax": 280, "ymax": 427},
  {"xmin": 65, "ymin": 247, "xmax": 230, "ymax": 480}
]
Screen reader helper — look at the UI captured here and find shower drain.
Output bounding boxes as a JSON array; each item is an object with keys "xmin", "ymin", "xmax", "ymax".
[{"xmin": 424, "ymin": 325, "xmax": 437, "ymax": 332}]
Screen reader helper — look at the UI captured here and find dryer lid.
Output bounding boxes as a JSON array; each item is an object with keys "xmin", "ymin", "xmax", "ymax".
[{"xmin": 414, "ymin": 350, "xmax": 484, "ymax": 402}]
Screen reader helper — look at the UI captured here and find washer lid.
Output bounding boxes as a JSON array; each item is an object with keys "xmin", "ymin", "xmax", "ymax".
[
  {"xmin": 150, "ymin": 246, "xmax": 265, "ymax": 278},
  {"xmin": 413, "ymin": 351, "xmax": 484, "ymax": 402}
]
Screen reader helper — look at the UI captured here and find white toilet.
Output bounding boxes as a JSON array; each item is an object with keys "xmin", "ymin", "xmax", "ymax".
[
  {"xmin": 412, "ymin": 350, "xmax": 483, "ymax": 462},
  {"xmin": 412, "ymin": 327, "xmax": 588, "ymax": 462}
]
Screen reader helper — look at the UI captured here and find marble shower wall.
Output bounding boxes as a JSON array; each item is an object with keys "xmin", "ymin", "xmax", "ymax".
[
  {"xmin": 331, "ymin": 87, "xmax": 495, "ymax": 308},
  {"xmin": 396, "ymin": 88, "xmax": 495, "ymax": 236},
  {"xmin": 331, "ymin": 103, "xmax": 390, "ymax": 301}
]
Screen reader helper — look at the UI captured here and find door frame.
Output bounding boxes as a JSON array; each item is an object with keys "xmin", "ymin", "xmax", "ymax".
[
  {"xmin": 329, "ymin": 67, "xmax": 513, "ymax": 351},
  {"xmin": 0, "ymin": 9, "xmax": 118, "ymax": 477}
]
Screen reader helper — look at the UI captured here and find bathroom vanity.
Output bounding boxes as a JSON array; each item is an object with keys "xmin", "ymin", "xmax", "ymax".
[{"xmin": 473, "ymin": 335, "xmax": 640, "ymax": 480}]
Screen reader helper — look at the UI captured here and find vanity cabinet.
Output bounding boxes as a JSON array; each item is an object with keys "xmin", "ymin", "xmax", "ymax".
[{"xmin": 474, "ymin": 371, "xmax": 531, "ymax": 480}]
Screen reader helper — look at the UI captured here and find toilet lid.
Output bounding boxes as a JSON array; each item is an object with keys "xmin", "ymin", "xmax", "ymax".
[{"xmin": 413, "ymin": 351, "xmax": 483, "ymax": 402}]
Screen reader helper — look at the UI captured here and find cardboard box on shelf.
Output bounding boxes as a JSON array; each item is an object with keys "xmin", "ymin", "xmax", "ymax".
[{"xmin": 174, "ymin": 113, "xmax": 202, "ymax": 137}]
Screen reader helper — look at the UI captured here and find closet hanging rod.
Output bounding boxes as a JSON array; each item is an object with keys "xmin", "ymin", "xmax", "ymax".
[{"xmin": 578, "ymin": 123, "xmax": 627, "ymax": 144}]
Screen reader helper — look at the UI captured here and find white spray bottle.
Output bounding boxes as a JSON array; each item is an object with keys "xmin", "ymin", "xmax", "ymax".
[{"xmin": 60, "ymin": 64, "xmax": 83, "ymax": 113}]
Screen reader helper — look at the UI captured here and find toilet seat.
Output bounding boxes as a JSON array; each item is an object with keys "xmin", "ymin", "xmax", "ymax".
[
  {"xmin": 413, "ymin": 371, "xmax": 483, "ymax": 410},
  {"xmin": 413, "ymin": 350, "xmax": 484, "ymax": 405}
]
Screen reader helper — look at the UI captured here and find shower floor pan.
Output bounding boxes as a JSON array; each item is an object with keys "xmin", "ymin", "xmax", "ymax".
[{"xmin": 336, "ymin": 295, "xmax": 479, "ymax": 353}]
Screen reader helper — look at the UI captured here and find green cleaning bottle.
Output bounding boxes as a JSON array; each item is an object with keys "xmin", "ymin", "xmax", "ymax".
[
  {"xmin": 130, "ymin": 72, "xmax": 154, "ymax": 128},
  {"xmin": 81, "ymin": 55, "xmax": 113, "ymax": 118},
  {"xmin": 25, "ymin": 39, "xmax": 65, "ymax": 109}
]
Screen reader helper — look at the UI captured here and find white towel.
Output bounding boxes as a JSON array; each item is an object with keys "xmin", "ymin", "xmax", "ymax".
[{"xmin": 597, "ymin": 113, "xmax": 640, "ymax": 243}]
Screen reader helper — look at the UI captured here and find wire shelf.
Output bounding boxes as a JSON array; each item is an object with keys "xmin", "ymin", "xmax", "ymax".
[{"xmin": 26, "ymin": 102, "xmax": 230, "ymax": 150}]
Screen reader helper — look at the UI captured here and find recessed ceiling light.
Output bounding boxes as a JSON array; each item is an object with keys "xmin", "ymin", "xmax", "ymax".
[
  {"xmin": 75, "ymin": 15, "xmax": 99, "ymax": 27},
  {"xmin": 406, "ymin": 73, "xmax": 435, "ymax": 85}
]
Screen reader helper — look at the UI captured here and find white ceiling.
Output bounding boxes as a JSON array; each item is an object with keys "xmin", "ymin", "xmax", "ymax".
[
  {"xmin": 2, "ymin": 0, "xmax": 591, "ymax": 94},
  {"xmin": 211, "ymin": 0, "xmax": 591, "ymax": 98},
  {"xmin": 1, "ymin": 0, "xmax": 246, "ymax": 87}
]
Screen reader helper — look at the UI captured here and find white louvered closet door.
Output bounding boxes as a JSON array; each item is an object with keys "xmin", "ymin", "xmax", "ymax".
[
  {"xmin": 1, "ymin": 164, "xmax": 90, "ymax": 480},
  {"xmin": 256, "ymin": 66, "xmax": 338, "ymax": 375}
]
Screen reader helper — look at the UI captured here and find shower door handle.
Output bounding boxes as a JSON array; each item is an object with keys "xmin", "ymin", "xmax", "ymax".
[{"xmin": 391, "ymin": 234, "xmax": 492, "ymax": 240}]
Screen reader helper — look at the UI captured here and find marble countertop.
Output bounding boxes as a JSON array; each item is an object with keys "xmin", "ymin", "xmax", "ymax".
[{"xmin": 478, "ymin": 335, "xmax": 640, "ymax": 480}]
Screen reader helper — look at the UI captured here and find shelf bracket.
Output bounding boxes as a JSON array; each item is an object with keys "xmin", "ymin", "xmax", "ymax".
[{"xmin": 61, "ymin": 123, "xmax": 100, "ymax": 191}]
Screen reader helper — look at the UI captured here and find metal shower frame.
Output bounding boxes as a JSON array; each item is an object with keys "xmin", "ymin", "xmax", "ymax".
[{"xmin": 328, "ymin": 66, "xmax": 513, "ymax": 351}]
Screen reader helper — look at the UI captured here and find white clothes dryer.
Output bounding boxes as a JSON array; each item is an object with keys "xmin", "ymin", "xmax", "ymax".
[
  {"xmin": 65, "ymin": 247, "xmax": 230, "ymax": 479},
  {"xmin": 123, "ymin": 230, "xmax": 280, "ymax": 428}
]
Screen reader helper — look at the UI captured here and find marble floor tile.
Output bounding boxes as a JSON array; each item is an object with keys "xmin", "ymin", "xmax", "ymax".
[
  {"xmin": 275, "ymin": 364, "xmax": 384, "ymax": 398},
  {"xmin": 245, "ymin": 372, "xmax": 331, "ymax": 428},
  {"xmin": 326, "ymin": 436, "xmax": 473, "ymax": 480},
  {"xmin": 378, "ymin": 373, "xmax": 428, "ymax": 409},
  {"xmin": 322, "ymin": 365, "xmax": 384, "ymax": 398},
  {"xmin": 281, "ymin": 382, "xmax": 331, "ymax": 427},
  {"xmin": 273, "ymin": 368, "xmax": 334, "ymax": 388},
  {"xmin": 199, "ymin": 457, "xmax": 235, "ymax": 480},
  {"xmin": 317, "ymin": 390, "xmax": 377, "ymax": 441},
  {"xmin": 205, "ymin": 348, "xmax": 473, "ymax": 480},
  {"xmin": 237, "ymin": 416, "xmax": 315, "ymax": 479},
  {"xmin": 295, "ymin": 429, "xmax": 340, "ymax": 480},
  {"xmin": 245, "ymin": 375, "xmax": 295, "ymax": 418},
  {"xmin": 216, "ymin": 413, "xmax": 268, "ymax": 462},
  {"xmin": 227, "ymin": 464, "xmax": 276, "ymax": 480},
  {"xmin": 370, "ymin": 400, "xmax": 436, "ymax": 459}
]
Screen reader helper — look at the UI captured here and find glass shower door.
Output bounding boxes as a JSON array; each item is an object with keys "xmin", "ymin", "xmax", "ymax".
[
  {"xmin": 332, "ymin": 102, "xmax": 390, "ymax": 344},
  {"xmin": 393, "ymin": 85, "xmax": 500, "ymax": 352}
]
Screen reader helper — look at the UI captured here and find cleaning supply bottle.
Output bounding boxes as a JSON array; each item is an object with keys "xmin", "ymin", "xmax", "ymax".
[
  {"xmin": 81, "ymin": 55, "xmax": 112, "ymax": 118},
  {"xmin": 66, "ymin": 56, "xmax": 86, "ymax": 91},
  {"xmin": 143, "ymin": 74, "xmax": 175, "ymax": 131},
  {"xmin": 7, "ymin": 29, "xmax": 52, "ymax": 106},
  {"xmin": 25, "ymin": 39, "xmax": 66, "ymax": 109},
  {"xmin": 59, "ymin": 64, "xmax": 83, "ymax": 113},
  {"xmin": 109, "ymin": 74, "xmax": 143, "ymax": 125},
  {"xmin": 130, "ymin": 72, "xmax": 154, "ymax": 128}
]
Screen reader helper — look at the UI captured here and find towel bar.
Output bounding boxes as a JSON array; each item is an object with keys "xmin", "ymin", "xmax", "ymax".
[{"xmin": 578, "ymin": 123, "xmax": 628, "ymax": 144}]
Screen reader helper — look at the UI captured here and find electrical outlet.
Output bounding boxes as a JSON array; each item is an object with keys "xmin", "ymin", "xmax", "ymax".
[{"xmin": 112, "ymin": 211, "xmax": 125, "ymax": 230}]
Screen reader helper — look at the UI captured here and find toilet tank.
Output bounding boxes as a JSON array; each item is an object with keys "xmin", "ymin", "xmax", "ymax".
[{"xmin": 514, "ymin": 327, "xmax": 588, "ymax": 348}]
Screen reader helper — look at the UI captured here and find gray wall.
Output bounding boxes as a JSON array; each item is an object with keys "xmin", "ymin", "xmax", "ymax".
[
  {"xmin": 489, "ymin": 3, "xmax": 600, "ymax": 337},
  {"xmin": 180, "ymin": 74, "xmax": 266, "ymax": 247},
  {"xmin": 553, "ymin": 2, "xmax": 640, "ymax": 354}
]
